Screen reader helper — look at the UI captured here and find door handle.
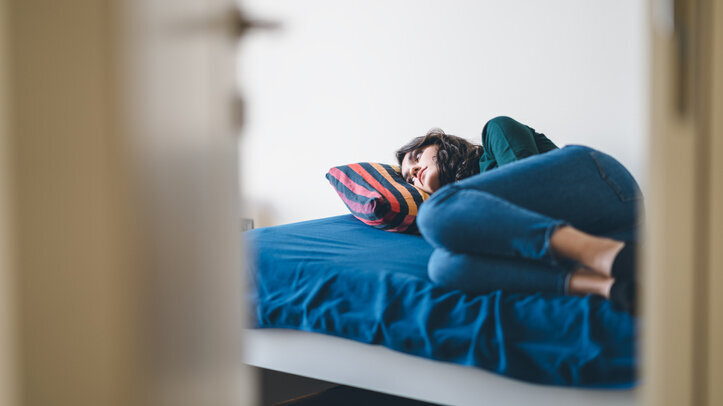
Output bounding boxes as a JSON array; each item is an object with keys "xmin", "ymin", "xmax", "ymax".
[
  {"xmin": 169, "ymin": 7, "xmax": 280, "ymax": 39},
  {"xmin": 230, "ymin": 8, "xmax": 281, "ymax": 38}
]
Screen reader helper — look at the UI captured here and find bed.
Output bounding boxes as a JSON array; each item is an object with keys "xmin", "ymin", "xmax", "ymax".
[{"xmin": 243, "ymin": 214, "xmax": 638, "ymax": 405}]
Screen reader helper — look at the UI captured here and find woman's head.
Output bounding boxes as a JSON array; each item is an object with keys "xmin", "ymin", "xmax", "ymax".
[{"xmin": 396, "ymin": 129, "xmax": 483, "ymax": 194}]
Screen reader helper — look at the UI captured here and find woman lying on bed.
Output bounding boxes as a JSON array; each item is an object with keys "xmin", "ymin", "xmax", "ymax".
[{"xmin": 397, "ymin": 116, "xmax": 642, "ymax": 314}]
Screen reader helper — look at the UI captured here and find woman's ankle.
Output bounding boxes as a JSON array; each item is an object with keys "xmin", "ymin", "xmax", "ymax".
[
  {"xmin": 567, "ymin": 269, "xmax": 615, "ymax": 298},
  {"xmin": 584, "ymin": 239, "xmax": 624, "ymax": 277}
]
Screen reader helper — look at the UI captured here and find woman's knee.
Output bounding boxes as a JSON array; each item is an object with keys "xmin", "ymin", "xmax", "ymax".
[
  {"xmin": 417, "ymin": 185, "xmax": 465, "ymax": 246},
  {"xmin": 417, "ymin": 186, "xmax": 451, "ymax": 232},
  {"xmin": 427, "ymin": 248, "xmax": 460, "ymax": 287}
]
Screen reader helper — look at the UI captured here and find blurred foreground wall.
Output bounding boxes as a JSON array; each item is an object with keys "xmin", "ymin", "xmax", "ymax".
[{"xmin": 1, "ymin": 0, "xmax": 253, "ymax": 405}]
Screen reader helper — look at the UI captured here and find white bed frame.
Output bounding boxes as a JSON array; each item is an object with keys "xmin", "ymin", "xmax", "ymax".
[{"xmin": 244, "ymin": 328, "xmax": 637, "ymax": 406}]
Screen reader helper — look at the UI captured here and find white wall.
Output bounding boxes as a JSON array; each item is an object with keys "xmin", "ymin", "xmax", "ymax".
[{"xmin": 238, "ymin": 0, "xmax": 647, "ymax": 227}]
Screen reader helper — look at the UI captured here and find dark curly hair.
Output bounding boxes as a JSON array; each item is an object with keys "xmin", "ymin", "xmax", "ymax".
[{"xmin": 395, "ymin": 128, "xmax": 483, "ymax": 188}]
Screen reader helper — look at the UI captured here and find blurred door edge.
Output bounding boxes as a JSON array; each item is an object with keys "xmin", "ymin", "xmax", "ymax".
[
  {"xmin": 0, "ymin": 0, "xmax": 254, "ymax": 405},
  {"xmin": 643, "ymin": 0, "xmax": 723, "ymax": 405}
]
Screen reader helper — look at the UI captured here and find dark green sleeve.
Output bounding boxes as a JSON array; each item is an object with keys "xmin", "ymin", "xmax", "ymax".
[{"xmin": 478, "ymin": 116, "xmax": 558, "ymax": 172}]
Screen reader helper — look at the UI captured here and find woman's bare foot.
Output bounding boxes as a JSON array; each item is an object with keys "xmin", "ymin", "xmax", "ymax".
[{"xmin": 550, "ymin": 225, "xmax": 624, "ymax": 277}]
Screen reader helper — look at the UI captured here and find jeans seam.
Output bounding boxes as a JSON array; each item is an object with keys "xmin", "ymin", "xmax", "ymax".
[{"xmin": 588, "ymin": 151, "xmax": 638, "ymax": 203}]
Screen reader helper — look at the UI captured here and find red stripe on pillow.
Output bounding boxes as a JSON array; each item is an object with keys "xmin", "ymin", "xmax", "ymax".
[
  {"xmin": 328, "ymin": 167, "xmax": 381, "ymax": 199},
  {"xmin": 360, "ymin": 217, "xmax": 387, "ymax": 226},
  {"xmin": 348, "ymin": 163, "xmax": 401, "ymax": 214}
]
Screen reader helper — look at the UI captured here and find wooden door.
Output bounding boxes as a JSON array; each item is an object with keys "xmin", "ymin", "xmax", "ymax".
[
  {"xmin": 644, "ymin": 0, "xmax": 723, "ymax": 405},
  {"xmin": 0, "ymin": 0, "xmax": 253, "ymax": 405}
]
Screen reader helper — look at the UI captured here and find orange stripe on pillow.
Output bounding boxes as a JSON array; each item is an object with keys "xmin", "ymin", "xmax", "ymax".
[
  {"xmin": 349, "ymin": 163, "xmax": 401, "ymax": 213},
  {"xmin": 370, "ymin": 163, "xmax": 429, "ymax": 215}
]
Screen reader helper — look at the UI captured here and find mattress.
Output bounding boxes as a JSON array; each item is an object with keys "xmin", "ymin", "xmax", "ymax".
[{"xmin": 244, "ymin": 214, "xmax": 637, "ymax": 387}]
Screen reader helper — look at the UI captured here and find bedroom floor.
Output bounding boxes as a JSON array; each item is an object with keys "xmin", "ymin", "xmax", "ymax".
[
  {"xmin": 274, "ymin": 385, "xmax": 441, "ymax": 406},
  {"xmin": 258, "ymin": 368, "xmax": 440, "ymax": 406}
]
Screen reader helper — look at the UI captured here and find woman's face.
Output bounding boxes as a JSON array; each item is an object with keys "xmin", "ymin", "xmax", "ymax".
[{"xmin": 401, "ymin": 144, "xmax": 441, "ymax": 194}]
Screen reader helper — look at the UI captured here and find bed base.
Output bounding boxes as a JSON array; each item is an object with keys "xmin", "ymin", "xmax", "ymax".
[{"xmin": 244, "ymin": 328, "xmax": 636, "ymax": 406}]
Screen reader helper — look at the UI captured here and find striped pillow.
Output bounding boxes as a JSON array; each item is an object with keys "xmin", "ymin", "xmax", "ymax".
[{"xmin": 326, "ymin": 162, "xmax": 430, "ymax": 233}]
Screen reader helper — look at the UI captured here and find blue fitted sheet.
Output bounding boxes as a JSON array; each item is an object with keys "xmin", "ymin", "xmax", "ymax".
[{"xmin": 245, "ymin": 215, "xmax": 636, "ymax": 387}]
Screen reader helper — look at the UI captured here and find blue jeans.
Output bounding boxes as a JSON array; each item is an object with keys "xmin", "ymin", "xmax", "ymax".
[{"xmin": 416, "ymin": 145, "xmax": 643, "ymax": 295}]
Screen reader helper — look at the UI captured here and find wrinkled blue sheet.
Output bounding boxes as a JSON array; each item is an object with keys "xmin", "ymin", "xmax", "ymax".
[{"xmin": 245, "ymin": 215, "xmax": 637, "ymax": 387}]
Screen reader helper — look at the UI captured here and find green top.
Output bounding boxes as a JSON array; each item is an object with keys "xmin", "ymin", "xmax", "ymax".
[{"xmin": 478, "ymin": 116, "xmax": 559, "ymax": 173}]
